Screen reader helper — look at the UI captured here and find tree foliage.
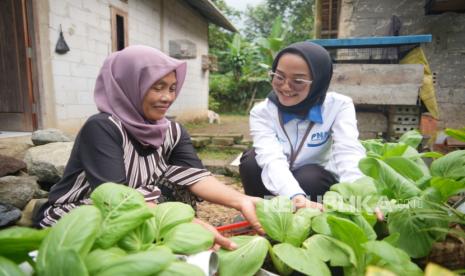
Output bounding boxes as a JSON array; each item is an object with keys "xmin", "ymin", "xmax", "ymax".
[
  {"xmin": 208, "ymin": 0, "xmax": 315, "ymax": 112},
  {"xmin": 243, "ymin": 0, "xmax": 315, "ymax": 44}
]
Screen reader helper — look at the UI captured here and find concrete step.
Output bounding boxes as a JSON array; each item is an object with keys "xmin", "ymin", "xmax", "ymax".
[
  {"xmin": 191, "ymin": 137, "xmax": 211, "ymax": 148},
  {"xmin": 211, "ymin": 137, "xmax": 235, "ymax": 146},
  {"xmin": 190, "ymin": 133, "xmax": 244, "ymax": 144},
  {"xmin": 205, "ymin": 144, "xmax": 249, "ymax": 152},
  {"xmin": 202, "ymin": 159, "xmax": 240, "ymax": 177}
]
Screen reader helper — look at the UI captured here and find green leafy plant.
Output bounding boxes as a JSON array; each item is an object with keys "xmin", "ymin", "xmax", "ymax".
[
  {"xmin": 445, "ymin": 127, "xmax": 465, "ymax": 142},
  {"xmin": 0, "ymin": 183, "xmax": 214, "ymax": 275},
  {"xmin": 218, "ymin": 235, "xmax": 270, "ymax": 276},
  {"xmin": 218, "ymin": 131, "xmax": 464, "ymax": 275}
]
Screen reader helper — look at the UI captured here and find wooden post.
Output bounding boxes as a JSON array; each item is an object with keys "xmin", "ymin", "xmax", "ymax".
[{"xmin": 314, "ymin": 0, "xmax": 322, "ymax": 39}]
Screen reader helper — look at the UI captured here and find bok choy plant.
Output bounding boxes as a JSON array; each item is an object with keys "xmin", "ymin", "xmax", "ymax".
[{"xmin": 0, "ymin": 183, "xmax": 211, "ymax": 275}]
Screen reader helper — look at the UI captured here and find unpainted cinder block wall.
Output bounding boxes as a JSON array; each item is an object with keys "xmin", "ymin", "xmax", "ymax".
[{"xmin": 338, "ymin": 0, "xmax": 465, "ymax": 129}]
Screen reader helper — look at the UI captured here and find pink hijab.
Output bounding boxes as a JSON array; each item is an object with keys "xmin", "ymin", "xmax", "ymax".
[{"xmin": 94, "ymin": 45, "xmax": 187, "ymax": 148}]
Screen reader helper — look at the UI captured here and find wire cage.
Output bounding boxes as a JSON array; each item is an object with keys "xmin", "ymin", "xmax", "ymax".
[
  {"xmin": 326, "ymin": 44, "xmax": 417, "ymax": 64},
  {"xmin": 310, "ymin": 35, "xmax": 432, "ymax": 64}
]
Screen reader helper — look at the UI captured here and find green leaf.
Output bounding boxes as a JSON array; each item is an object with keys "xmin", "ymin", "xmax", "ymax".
[
  {"xmin": 382, "ymin": 143, "xmax": 408, "ymax": 158},
  {"xmin": 284, "ymin": 212, "xmax": 311, "ymax": 246},
  {"xmin": 295, "ymin": 207, "xmax": 322, "ymax": 220},
  {"xmin": 351, "ymin": 214, "xmax": 377, "ymax": 241},
  {"xmin": 383, "ymin": 157, "xmax": 430, "ymax": 183},
  {"xmin": 0, "ymin": 227, "xmax": 49, "ymax": 263},
  {"xmin": 359, "ymin": 157, "xmax": 421, "ymax": 200},
  {"xmin": 0, "ymin": 256, "xmax": 25, "ymax": 276},
  {"xmin": 269, "ymin": 246, "xmax": 293, "ymax": 276},
  {"xmin": 361, "ymin": 139, "xmax": 384, "ymax": 157},
  {"xmin": 85, "ymin": 247, "xmax": 126, "ymax": 275},
  {"xmin": 37, "ymin": 205, "xmax": 101, "ymax": 274},
  {"xmin": 95, "ymin": 246, "xmax": 175, "ymax": 276},
  {"xmin": 327, "ymin": 215, "xmax": 368, "ymax": 265},
  {"xmin": 303, "ymin": 234, "xmax": 357, "ymax": 267},
  {"xmin": 43, "ymin": 249, "xmax": 89, "ymax": 276},
  {"xmin": 91, "ymin": 183, "xmax": 153, "ymax": 249},
  {"xmin": 398, "ymin": 130, "xmax": 423, "ymax": 149},
  {"xmin": 363, "ymin": 240, "xmax": 423, "ymax": 276},
  {"xmin": 256, "ymin": 196, "xmax": 293, "ymax": 243},
  {"xmin": 430, "ymin": 176, "xmax": 465, "ymax": 201},
  {"xmin": 430, "ymin": 150, "xmax": 465, "ymax": 181},
  {"xmin": 218, "ymin": 236, "xmax": 270, "ymax": 276},
  {"xmin": 162, "ymin": 223, "xmax": 214, "ymax": 254},
  {"xmin": 382, "ymin": 232, "xmax": 400, "ymax": 247},
  {"xmin": 273, "ymin": 243, "xmax": 331, "ymax": 276},
  {"xmin": 270, "ymin": 16, "xmax": 283, "ymax": 39},
  {"xmin": 330, "ymin": 177, "xmax": 377, "ymax": 198},
  {"xmin": 445, "ymin": 127, "xmax": 465, "ymax": 143},
  {"xmin": 152, "ymin": 202, "xmax": 194, "ymax": 242},
  {"xmin": 118, "ymin": 218, "xmax": 156, "ymax": 252},
  {"xmin": 323, "ymin": 191, "xmax": 358, "ymax": 214},
  {"xmin": 420, "ymin": 151, "xmax": 444, "ymax": 159},
  {"xmin": 311, "ymin": 213, "xmax": 332, "ymax": 235},
  {"xmin": 157, "ymin": 261, "xmax": 204, "ymax": 276},
  {"xmin": 387, "ymin": 204, "xmax": 448, "ymax": 258}
]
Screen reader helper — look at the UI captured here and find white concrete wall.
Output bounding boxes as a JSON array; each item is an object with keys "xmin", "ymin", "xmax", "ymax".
[
  {"xmin": 162, "ymin": 0, "xmax": 210, "ymax": 121},
  {"xmin": 45, "ymin": 0, "xmax": 209, "ymax": 133}
]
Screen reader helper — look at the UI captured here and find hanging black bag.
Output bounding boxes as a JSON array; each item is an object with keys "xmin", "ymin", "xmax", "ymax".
[{"xmin": 55, "ymin": 25, "xmax": 70, "ymax": 54}]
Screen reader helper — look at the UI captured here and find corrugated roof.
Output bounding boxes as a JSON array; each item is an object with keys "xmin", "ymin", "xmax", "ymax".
[{"xmin": 183, "ymin": 0, "xmax": 237, "ymax": 32}]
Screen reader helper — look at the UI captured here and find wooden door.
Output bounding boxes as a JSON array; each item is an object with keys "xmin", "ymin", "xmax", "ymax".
[{"xmin": 0, "ymin": 0, "xmax": 35, "ymax": 131}]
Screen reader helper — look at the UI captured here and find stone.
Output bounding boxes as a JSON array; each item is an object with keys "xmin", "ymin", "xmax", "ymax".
[
  {"xmin": 0, "ymin": 154, "xmax": 27, "ymax": 177},
  {"xmin": 31, "ymin": 128, "xmax": 72, "ymax": 146},
  {"xmin": 24, "ymin": 142, "xmax": 73, "ymax": 184},
  {"xmin": 16, "ymin": 198, "xmax": 47, "ymax": 227},
  {"xmin": 211, "ymin": 137, "xmax": 234, "ymax": 146},
  {"xmin": 231, "ymin": 144, "xmax": 249, "ymax": 151},
  {"xmin": 0, "ymin": 141, "xmax": 32, "ymax": 160},
  {"xmin": 190, "ymin": 133, "xmax": 243, "ymax": 144},
  {"xmin": 0, "ymin": 175, "xmax": 41, "ymax": 209},
  {"xmin": 0, "ymin": 203, "xmax": 22, "ymax": 228},
  {"xmin": 191, "ymin": 137, "xmax": 211, "ymax": 148}
]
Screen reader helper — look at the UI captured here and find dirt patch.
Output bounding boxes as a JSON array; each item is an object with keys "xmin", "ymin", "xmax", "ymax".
[
  {"xmin": 184, "ymin": 115, "xmax": 250, "ymax": 227},
  {"xmin": 196, "ymin": 175, "xmax": 244, "ymax": 227},
  {"xmin": 184, "ymin": 114, "xmax": 251, "ymax": 140}
]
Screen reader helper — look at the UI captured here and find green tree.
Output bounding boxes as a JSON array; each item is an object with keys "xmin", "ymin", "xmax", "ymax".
[
  {"xmin": 243, "ymin": 0, "xmax": 315, "ymax": 44},
  {"xmin": 208, "ymin": 0, "xmax": 240, "ymax": 73}
]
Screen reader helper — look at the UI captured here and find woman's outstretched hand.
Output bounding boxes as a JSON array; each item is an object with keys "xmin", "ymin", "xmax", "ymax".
[
  {"xmin": 291, "ymin": 194, "xmax": 324, "ymax": 211},
  {"xmin": 238, "ymin": 196, "xmax": 265, "ymax": 235},
  {"xmin": 192, "ymin": 217, "xmax": 238, "ymax": 251}
]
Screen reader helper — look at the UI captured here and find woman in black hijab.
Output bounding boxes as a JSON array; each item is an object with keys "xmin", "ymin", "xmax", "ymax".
[{"xmin": 240, "ymin": 41, "xmax": 366, "ymax": 209}]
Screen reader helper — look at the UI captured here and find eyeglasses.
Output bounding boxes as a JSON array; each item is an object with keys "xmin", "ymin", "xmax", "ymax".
[{"xmin": 269, "ymin": 71, "xmax": 312, "ymax": 92}]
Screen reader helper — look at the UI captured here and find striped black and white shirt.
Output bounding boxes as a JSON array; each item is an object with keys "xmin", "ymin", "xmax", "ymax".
[{"xmin": 36, "ymin": 113, "xmax": 210, "ymax": 227}]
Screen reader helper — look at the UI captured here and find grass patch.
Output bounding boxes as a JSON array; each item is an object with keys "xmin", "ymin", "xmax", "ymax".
[{"xmin": 197, "ymin": 148, "xmax": 242, "ymax": 161}]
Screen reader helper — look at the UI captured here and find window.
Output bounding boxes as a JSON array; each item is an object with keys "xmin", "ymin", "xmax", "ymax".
[{"xmin": 111, "ymin": 6, "xmax": 128, "ymax": 51}]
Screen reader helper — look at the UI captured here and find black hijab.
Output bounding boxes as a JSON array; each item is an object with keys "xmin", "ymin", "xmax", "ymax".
[{"xmin": 267, "ymin": 41, "xmax": 333, "ymax": 115}]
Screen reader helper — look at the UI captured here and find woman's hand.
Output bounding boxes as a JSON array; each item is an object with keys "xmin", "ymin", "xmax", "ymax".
[
  {"xmin": 237, "ymin": 196, "xmax": 265, "ymax": 235},
  {"xmin": 192, "ymin": 218, "xmax": 237, "ymax": 251},
  {"xmin": 291, "ymin": 194, "xmax": 323, "ymax": 211},
  {"xmin": 187, "ymin": 176, "xmax": 265, "ymax": 235}
]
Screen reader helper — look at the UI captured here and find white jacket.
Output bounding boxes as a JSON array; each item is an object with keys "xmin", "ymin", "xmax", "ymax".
[{"xmin": 249, "ymin": 92, "xmax": 366, "ymax": 197}]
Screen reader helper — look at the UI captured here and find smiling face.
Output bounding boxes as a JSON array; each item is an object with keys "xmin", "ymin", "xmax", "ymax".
[
  {"xmin": 142, "ymin": 71, "xmax": 177, "ymax": 122},
  {"xmin": 272, "ymin": 53, "xmax": 313, "ymax": 107}
]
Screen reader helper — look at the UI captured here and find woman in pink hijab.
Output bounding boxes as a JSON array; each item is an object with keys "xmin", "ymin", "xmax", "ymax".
[{"xmin": 34, "ymin": 45, "xmax": 263, "ymax": 249}]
